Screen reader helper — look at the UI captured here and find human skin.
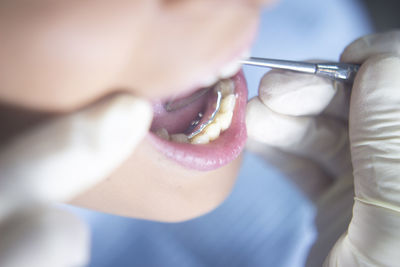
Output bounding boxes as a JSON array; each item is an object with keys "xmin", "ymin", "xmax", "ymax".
[{"xmin": 0, "ymin": 0, "xmax": 273, "ymax": 222}]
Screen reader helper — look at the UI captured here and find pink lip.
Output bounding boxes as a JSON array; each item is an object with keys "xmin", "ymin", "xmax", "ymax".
[{"xmin": 147, "ymin": 70, "xmax": 248, "ymax": 171}]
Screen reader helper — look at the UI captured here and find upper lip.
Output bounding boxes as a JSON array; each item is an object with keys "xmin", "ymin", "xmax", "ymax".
[{"xmin": 151, "ymin": 47, "xmax": 250, "ymax": 110}]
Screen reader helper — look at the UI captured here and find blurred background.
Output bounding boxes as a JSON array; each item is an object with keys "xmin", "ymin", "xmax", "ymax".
[{"xmin": 362, "ymin": 0, "xmax": 400, "ymax": 31}]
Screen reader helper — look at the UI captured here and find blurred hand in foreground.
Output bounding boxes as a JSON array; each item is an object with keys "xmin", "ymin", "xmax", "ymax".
[{"xmin": 0, "ymin": 94, "xmax": 152, "ymax": 267}]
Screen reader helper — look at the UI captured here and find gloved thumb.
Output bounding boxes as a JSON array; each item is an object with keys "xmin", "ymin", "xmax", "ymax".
[
  {"xmin": 0, "ymin": 94, "xmax": 152, "ymax": 220},
  {"xmin": 349, "ymin": 54, "xmax": 400, "ymax": 208},
  {"xmin": 258, "ymin": 70, "xmax": 338, "ymax": 117},
  {"xmin": 326, "ymin": 54, "xmax": 400, "ymax": 266},
  {"xmin": 341, "ymin": 30, "xmax": 400, "ymax": 63}
]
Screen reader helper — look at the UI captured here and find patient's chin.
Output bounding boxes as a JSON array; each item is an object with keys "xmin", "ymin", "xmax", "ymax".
[{"xmin": 68, "ymin": 140, "xmax": 242, "ymax": 222}]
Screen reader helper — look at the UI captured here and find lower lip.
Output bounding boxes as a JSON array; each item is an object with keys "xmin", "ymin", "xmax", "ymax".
[{"xmin": 147, "ymin": 70, "xmax": 248, "ymax": 171}]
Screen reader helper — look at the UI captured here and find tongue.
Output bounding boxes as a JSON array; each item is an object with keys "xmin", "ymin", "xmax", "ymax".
[{"xmin": 151, "ymin": 89, "xmax": 213, "ymax": 134}]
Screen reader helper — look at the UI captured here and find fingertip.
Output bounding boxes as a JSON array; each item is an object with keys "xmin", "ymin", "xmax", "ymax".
[
  {"xmin": 246, "ymin": 97, "xmax": 264, "ymax": 140},
  {"xmin": 354, "ymin": 54, "xmax": 400, "ymax": 98},
  {"xmin": 246, "ymin": 97, "xmax": 309, "ymax": 148},
  {"xmin": 110, "ymin": 94, "xmax": 153, "ymax": 133},
  {"xmin": 340, "ymin": 34, "xmax": 371, "ymax": 63},
  {"xmin": 259, "ymin": 70, "xmax": 336, "ymax": 116},
  {"xmin": 0, "ymin": 93, "xmax": 154, "ymax": 204},
  {"xmin": 93, "ymin": 94, "xmax": 153, "ymax": 147},
  {"xmin": 349, "ymin": 54, "xmax": 400, "ymax": 145},
  {"xmin": 341, "ymin": 31, "xmax": 400, "ymax": 63},
  {"xmin": 246, "ymin": 97, "xmax": 275, "ymax": 144}
]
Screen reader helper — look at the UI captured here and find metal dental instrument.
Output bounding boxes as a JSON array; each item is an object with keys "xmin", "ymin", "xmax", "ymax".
[
  {"xmin": 166, "ymin": 57, "xmax": 360, "ymax": 113},
  {"xmin": 163, "ymin": 85, "xmax": 223, "ymax": 140},
  {"xmin": 165, "ymin": 57, "xmax": 360, "ymax": 139},
  {"xmin": 186, "ymin": 89, "xmax": 222, "ymax": 139},
  {"xmin": 241, "ymin": 57, "xmax": 360, "ymax": 83}
]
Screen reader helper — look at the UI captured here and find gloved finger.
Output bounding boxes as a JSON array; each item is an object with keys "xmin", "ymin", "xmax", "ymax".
[
  {"xmin": 246, "ymin": 97, "xmax": 351, "ymax": 177},
  {"xmin": 0, "ymin": 206, "xmax": 89, "ymax": 267},
  {"xmin": 246, "ymin": 139, "xmax": 333, "ymax": 200},
  {"xmin": 341, "ymin": 30, "xmax": 400, "ymax": 63},
  {"xmin": 323, "ymin": 81, "xmax": 350, "ymax": 121},
  {"xmin": 0, "ymin": 94, "xmax": 152, "ymax": 219},
  {"xmin": 326, "ymin": 55, "xmax": 400, "ymax": 266},
  {"xmin": 307, "ymin": 171, "xmax": 354, "ymax": 267},
  {"xmin": 259, "ymin": 70, "xmax": 348, "ymax": 119},
  {"xmin": 350, "ymin": 54, "xmax": 400, "ymax": 206}
]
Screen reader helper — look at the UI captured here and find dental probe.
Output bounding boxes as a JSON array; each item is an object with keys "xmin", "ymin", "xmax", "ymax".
[
  {"xmin": 241, "ymin": 57, "xmax": 360, "ymax": 83},
  {"xmin": 186, "ymin": 89, "xmax": 222, "ymax": 139},
  {"xmin": 166, "ymin": 58, "xmax": 360, "ymax": 113},
  {"xmin": 165, "ymin": 58, "xmax": 360, "ymax": 140}
]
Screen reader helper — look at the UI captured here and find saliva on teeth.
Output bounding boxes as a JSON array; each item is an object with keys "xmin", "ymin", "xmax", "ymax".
[{"xmin": 155, "ymin": 79, "xmax": 236, "ymax": 145}]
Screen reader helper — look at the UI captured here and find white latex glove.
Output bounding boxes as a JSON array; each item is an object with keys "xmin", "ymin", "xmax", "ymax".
[
  {"xmin": 246, "ymin": 30, "xmax": 400, "ymax": 266},
  {"xmin": 326, "ymin": 31, "xmax": 400, "ymax": 267},
  {"xmin": 0, "ymin": 94, "xmax": 152, "ymax": 267}
]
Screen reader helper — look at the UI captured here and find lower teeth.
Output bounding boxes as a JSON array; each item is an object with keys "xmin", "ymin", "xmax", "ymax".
[
  {"xmin": 170, "ymin": 133, "xmax": 190, "ymax": 143},
  {"xmin": 155, "ymin": 79, "xmax": 236, "ymax": 145}
]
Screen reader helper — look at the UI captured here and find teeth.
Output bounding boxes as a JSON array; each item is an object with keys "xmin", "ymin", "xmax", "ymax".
[
  {"xmin": 214, "ymin": 110, "xmax": 233, "ymax": 131},
  {"xmin": 170, "ymin": 133, "xmax": 190, "ymax": 143},
  {"xmin": 158, "ymin": 76, "xmax": 238, "ymax": 145},
  {"xmin": 214, "ymin": 79, "xmax": 235, "ymax": 97},
  {"xmin": 203, "ymin": 122, "xmax": 221, "ymax": 141},
  {"xmin": 191, "ymin": 133, "xmax": 210, "ymax": 145},
  {"xmin": 158, "ymin": 92, "xmax": 236, "ymax": 145},
  {"xmin": 220, "ymin": 94, "xmax": 236, "ymax": 112},
  {"xmin": 189, "ymin": 93, "xmax": 236, "ymax": 144},
  {"xmin": 155, "ymin": 128, "xmax": 170, "ymax": 141}
]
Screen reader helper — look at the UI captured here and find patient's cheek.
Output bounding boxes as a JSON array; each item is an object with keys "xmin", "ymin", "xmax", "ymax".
[
  {"xmin": 1, "ymin": 0, "xmax": 263, "ymax": 110},
  {"xmin": 69, "ymin": 139, "xmax": 242, "ymax": 222},
  {"xmin": 0, "ymin": 2, "xmax": 143, "ymax": 110}
]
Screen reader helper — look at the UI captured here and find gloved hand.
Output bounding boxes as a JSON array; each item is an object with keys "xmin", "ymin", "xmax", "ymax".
[
  {"xmin": 0, "ymin": 94, "xmax": 152, "ymax": 267},
  {"xmin": 246, "ymin": 30, "xmax": 400, "ymax": 266},
  {"xmin": 246, "ymin": 58, "xmax": 354, "ymax": 266}
]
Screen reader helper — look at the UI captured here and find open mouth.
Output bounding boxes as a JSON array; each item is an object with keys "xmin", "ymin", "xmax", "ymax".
[{"xmin": 147, "ymin": 59, "xmax": 248, "ymax": 171}]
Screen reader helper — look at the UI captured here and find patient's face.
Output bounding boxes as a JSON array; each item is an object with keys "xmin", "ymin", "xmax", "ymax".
[{"xmin": 0, "ymin": 0, "xmax": 273, "ymax": 221}]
